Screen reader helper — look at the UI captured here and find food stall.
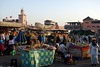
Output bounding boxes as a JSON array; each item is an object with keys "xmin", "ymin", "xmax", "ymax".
[
  {"xmin": 69, "ymin": 46, "xmax": 91, "ymax": 60},
  {"xmin": 68, "ymin": 29, "xmax": 93, "ymax": 60},
  {"xmin": 21, "ymin": 45, "xmax": 56, "ymax": 67},
  {"xmin": 68, "ymin": 36, "xmax": 91, "ymax": 60}
]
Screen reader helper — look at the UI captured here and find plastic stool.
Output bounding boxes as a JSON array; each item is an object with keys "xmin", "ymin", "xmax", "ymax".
[{"xmin": 11, "ymin": 59, "xmax": 17, "ymax": 67}]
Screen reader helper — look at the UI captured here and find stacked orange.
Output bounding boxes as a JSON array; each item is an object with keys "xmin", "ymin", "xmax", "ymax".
[
  {"xmin": 65, "ymin": 35, "xmax": 69, "ymax": 38},
  {"xmin": 30, "ymin": 33, "xmax": 35, "ymax": 36},
  {"xmin": 13, "ymin": 32, "xmax": 17, "ymax": 36},
  {"xmin": 59, "ymin": 35, "xmax": 63, "ymax": 37},
  {"xmin": 43, "ymin": 35, "xmax": 46, "ymax": 37}
]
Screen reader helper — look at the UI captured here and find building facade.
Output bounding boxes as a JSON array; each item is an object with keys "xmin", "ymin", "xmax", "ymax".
[
  {"xmin": 18, "ymin": 9, "xmax": 27, "ymax": 26},
  {"xmin": 44, "ymin": 20, "xmax": 56, "ymax": 25},
  {"xmin": 3, "ymin": 18, "xmax": 18, "ymax": 22},
  {"xmin": 83, "ymin": 16, "xmax": 100, "ymax": 34},
  {"xmin": 64, "ymin": 16, "xmax": 100, "ymax": 34},
  {"xmin": 64, "ymin": 22, "xmax": 82, "ymax": 30}
]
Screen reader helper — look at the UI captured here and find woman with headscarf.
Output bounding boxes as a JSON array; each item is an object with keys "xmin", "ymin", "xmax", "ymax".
[{"xmin": 89, "ymin": 39, "xmax": 99, "ymax": 66}]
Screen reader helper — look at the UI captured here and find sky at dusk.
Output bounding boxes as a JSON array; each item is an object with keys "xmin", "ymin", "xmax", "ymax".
[{"xmin": 0, "ymin": 0, "xmax": 100, "ymax": 26}]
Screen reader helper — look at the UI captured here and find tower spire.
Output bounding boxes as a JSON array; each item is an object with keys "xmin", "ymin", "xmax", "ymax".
[
  {"xmin": 21, "ymin": 9, "xmax": 24, "ymax": 14},
  {"xmin": 18, "ymin": 9, "xmax": 27, "ymax": 25}
]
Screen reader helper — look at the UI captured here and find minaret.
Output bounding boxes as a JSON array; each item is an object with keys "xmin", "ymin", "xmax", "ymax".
[{"xmin": 18, "ymin": 9, "xmax": 27, "ymax": 25}]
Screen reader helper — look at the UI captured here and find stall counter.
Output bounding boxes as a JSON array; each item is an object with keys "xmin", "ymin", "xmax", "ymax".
[
  {"xmin": 21, "ymin": 49, "xmax": 55, "ymax": 67},
  {"xmin": 69, "ymin": 46, "xmax": 91, "ymax": 60}
]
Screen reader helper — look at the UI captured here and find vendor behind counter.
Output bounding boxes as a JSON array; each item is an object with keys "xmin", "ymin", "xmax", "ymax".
[{"xmin": 30, "ymin": 38, "xmax": 41, "ymax": 48}]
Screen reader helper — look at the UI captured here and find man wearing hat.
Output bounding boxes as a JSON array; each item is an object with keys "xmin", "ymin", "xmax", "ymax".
[{"xmin": 89, "ymin": 38, "xmax": 99, "ymax": 66}]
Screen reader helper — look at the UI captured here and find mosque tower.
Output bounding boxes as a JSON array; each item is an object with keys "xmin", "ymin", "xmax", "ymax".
[{"xmin": 18, "ymin": 9, "xmax": 27, "ymax": 25}]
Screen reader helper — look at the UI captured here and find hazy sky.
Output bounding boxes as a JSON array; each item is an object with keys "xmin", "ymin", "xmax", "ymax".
[{"xmin": 0, "ymin": 0, "xmax": 100, "ymax": 26}]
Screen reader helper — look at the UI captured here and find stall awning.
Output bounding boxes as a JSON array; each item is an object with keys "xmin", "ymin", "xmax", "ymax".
[{"xmin": 0, "ymin": 21, "xmax": 23, "ymax": 27}]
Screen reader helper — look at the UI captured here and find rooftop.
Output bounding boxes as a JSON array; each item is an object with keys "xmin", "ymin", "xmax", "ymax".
[
  {"xmin": 92, "ymin": 20, "xmax": 100, "ymax": 23},
  {"xmin": 66, "ymin": 22, "xmax": 81, "ymax": 24},
  {"xmin": 83, "ymin": 16, "xmax": 93, "ymax": 21}
]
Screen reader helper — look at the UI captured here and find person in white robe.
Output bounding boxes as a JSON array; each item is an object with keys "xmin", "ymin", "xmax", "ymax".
[{"xmin": 89, "ymin": 39, "xmax": 99, "ymax": 66}]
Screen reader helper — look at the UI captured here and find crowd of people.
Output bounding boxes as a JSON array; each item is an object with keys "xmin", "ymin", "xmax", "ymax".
[
  {"xmin": 0, "ymin": 32, "xmax": 17, "ymax": 55},
  {"xmin": 0, "ymin": 30, "xmax": 99, "ymax": 65}
]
